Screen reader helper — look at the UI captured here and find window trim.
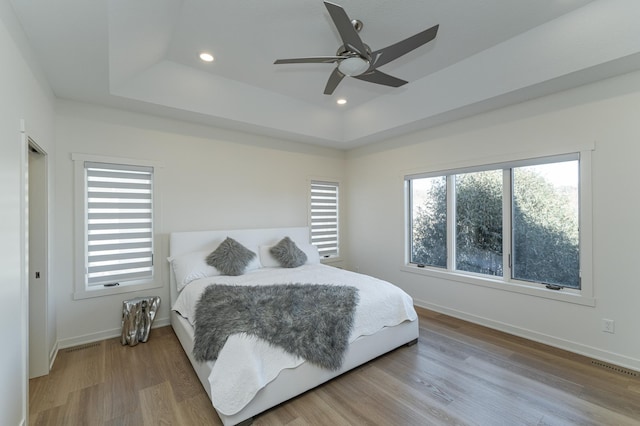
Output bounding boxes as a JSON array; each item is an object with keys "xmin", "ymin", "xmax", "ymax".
[
  {"xmin": 402, "ymin": 145, "xmax": 594, "ymax": 307},
  {"xmin": 72, "ymin": 153, "xmax": 164, "ymax": 299}
]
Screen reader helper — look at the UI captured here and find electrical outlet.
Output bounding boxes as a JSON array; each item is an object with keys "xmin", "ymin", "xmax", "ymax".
[{"xmin": 602, "ymin": 319, "xmax": 615, "ymax": 334}]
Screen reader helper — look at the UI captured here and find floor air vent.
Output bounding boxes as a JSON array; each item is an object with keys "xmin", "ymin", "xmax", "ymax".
[
  {"xmin": 591, "ymin": 360, "xmax": 638, "ymax": 377},
  {"xmin": 65, "ymin": 342, "xmax": 101, "ymax": 353}
]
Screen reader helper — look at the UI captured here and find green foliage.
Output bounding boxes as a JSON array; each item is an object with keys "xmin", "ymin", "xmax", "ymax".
[
  {"xmin": 411, "ymin": 167, "xmax": 579, "ymax": 288},
  {"xmin": 512, "ymin": 168, "xmax": 579, "ymax": 287},
  {"xmin": 455, "ymin": 171, "xmax": 503, "ymax": 276},
  {"xmin": 411, "ymin": 177, "xmax": 447, "ymax": 267}
]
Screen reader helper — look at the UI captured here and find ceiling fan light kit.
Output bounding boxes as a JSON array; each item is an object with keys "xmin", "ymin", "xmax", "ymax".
[
  {"xmin": 274, "ymin": 1, "xmax": 439, "ymax": 95},
  {"xmin": 338, "ymin": 56, "xmax": 370, "ymax": 76}
]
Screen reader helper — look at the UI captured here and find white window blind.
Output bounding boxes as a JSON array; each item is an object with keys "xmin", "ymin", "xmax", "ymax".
[
  {"xmin": 85, "ymin": 161, "xmax": 154, "ymax": 287},
  {"xmin": 310, "ymin": 180, "xmax": 339, "ymax": 258}
]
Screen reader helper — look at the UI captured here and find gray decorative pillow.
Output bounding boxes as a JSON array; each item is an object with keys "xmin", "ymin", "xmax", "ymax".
[
  {"xmin": 270, "ymin": 237, "xmax": 308, "ymax": 268},
  {"xmin": 206, "ymin": 237, "xmax": 256, "ymax": 276}
]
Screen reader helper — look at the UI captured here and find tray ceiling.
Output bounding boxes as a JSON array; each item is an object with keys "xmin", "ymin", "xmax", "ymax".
[{"xmin": 10, "ymin": 0, "xmax": 640, "ymax": 148}]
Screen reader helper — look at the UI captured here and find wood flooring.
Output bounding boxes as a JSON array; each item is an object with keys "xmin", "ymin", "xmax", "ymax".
[{"xmin": 29, "ymin": 308, "xmax": 640, "ymax": 425}]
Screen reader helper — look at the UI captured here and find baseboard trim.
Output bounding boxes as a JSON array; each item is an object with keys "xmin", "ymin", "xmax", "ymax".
[
  {"xmin": 414, "ymin": 299, "xmax": 640, "ymax": 373},
  {"xmin": 56, "ymin": 316, "xmax": 171, "ymax": 350}
]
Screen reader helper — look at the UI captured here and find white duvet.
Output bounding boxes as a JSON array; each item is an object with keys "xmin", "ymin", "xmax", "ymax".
[{"xmin": 172, "ymin": 264, "xmax": 417, "ymax": 416}]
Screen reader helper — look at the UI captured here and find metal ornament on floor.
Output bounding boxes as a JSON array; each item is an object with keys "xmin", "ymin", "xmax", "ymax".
[{"xmin": 121, "ymin": 296, "xmax": 161, "ymax": 346}]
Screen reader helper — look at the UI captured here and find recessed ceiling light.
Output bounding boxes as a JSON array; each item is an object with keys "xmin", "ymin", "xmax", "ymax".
[
  {"xmin": 199, "ymin": 52, "xmax": 214, "ymax": 62},
  {"xmin": 336, "ymin": 98, "xmax": 347, "ymax": 105}
]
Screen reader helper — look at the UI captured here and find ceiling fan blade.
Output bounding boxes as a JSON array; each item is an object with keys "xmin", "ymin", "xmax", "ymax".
[
  {"xmin": 370, "ymin": 24, "xmax": 439, "ymax": 68},
  {"xmin": 274, "ymin": 56, "xmax": 342, "ymax": 65},
  {"xmin": 324, "ymin": 67, "xmax": 345, "ymax": 95},
  {"xmin": 354, "ymin": 69, "xmax": 407, "ymax": 88},
  {"xmin": 324, "ymin": 1, "xmax": 368, "ymax": 58}
]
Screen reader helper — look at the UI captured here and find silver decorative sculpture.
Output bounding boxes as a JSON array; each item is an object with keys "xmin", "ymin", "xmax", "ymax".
[{"xmin": 121, "ymin": 296, "xmax": 160, "ymax": 346}]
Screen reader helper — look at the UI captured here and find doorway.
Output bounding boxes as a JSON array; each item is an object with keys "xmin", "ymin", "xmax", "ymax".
[{"xmin": 28, "ymin": 140, "xmax": 49, "ymax": 378}]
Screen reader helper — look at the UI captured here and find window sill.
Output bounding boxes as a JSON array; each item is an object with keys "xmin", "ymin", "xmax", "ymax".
[
  {"xmin": 73, "ymin": 280, "xmax": 163, "ymax": 300},
  {"xmin": 400, "ymin": 264, "xmax": 595, "ymax": 307}
]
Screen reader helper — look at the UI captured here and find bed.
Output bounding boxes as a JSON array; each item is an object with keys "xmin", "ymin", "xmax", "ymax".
[{"xmin": 168, "ymin": 227, "xmax": 419, "ymax": 426}]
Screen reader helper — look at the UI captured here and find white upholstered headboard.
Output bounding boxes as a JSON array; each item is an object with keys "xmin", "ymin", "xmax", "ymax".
[{"xmin": 168, "ymin": 227, "xmax": 310, "ymax": 304}]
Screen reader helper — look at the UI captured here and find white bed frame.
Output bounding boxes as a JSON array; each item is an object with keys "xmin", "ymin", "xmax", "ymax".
[{"xmin": 169, "ymin": 227, "xmax": 419, "ymax": 426}]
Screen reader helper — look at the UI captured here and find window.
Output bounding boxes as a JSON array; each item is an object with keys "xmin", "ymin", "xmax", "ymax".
[
  {"xmin": 406, "ymin": 151, "xmax": 592, "ymax": 303},
  {"xmin": 511, "ymin": 161, "xmax": 580, "ymax": 287},
  {"xmin": 73, "ymin": 154, "xmax": 161, "ymax": 299},
  {"xmin": 310, "ymin": 180, "xmax": 339, "ymax": 258},
  {"xmin": 409, "ymin": 175, "xmax": 446, "ymax": 268},
  {"xmin": 455, "ymin": 169, "xmax": 503, "ymax": 276}
]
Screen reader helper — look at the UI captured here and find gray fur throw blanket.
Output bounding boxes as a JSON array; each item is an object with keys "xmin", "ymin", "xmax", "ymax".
[{"xmin": 193, "ymin": 283, "xmax": 359, "ymax": 370}]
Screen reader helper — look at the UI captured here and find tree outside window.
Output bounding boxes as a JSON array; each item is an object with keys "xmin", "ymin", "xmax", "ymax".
[{"xmin": 409, "ymin": 158, "xmax": 579, "ymax": 289}]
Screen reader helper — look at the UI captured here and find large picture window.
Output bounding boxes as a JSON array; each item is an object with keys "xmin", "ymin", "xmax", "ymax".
[{"xmin": 407, "ymin": 152, "xmax": 587, "ymax": 296}]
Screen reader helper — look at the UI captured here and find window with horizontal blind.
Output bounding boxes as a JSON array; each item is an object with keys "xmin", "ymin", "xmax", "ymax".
[
  {"xmin": 310, "ymin": 180, "xmax": 339, "ymax": 258},
  {"xmin": 85, "ymin": 161, "xmax": 153, "ymax": 286},
  {"xmin": 73, "ymin": 154, "xmax": 161, "ymax": 299}
]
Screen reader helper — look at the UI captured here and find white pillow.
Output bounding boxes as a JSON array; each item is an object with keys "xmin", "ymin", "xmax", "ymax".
[
  {"xmin": 296, "ymin": 243, "xmax": 320, "ymax": 265},
  {"xmin": 302, "ymin": 243, "xmax": 321, "ymax": 264},
  {"xmin": 246, "ymin": 250, "xmax": 263, "ymax": 271},
  {"xmin": 259, "ymin": 245, "xmax": 281, "ymax": 268},
  {"xmin": 168, "ymin": 250, "xmax": 220, "ymax": 292},
  {"xmin": 259, "ymin": 242, "xmax": 320, "ymax": 267}
]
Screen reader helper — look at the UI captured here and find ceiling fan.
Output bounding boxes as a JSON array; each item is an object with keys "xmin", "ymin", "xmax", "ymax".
[{"xmin": 274, "ymin": 1, "xmax": 439, "ymax": 95}]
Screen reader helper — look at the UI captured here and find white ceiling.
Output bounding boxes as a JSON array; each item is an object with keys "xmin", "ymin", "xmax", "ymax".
[{"xmin": 10, "ymin": 0, "xmax": 640, "ymax": 149}]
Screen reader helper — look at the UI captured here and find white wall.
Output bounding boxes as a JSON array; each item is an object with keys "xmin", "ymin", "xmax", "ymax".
[
  {"xmin": 48, "ymin": 64, "xmax": 640, "ymax": 374},
  {"xmin": 53, "ymin": 100, "xmax": 346, "ymax": 347},
  {"xmin": 0, "ymin": 1, "xmax": 55, "ymax": 424},
  {"xmin": 346, "ymin": 70, "xmax": 640, "ymax": 371}
]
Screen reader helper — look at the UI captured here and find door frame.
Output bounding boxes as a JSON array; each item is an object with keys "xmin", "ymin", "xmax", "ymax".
[
  {"xmin": 28, "ymin": 137, "xmax": 49, "ymax": 378},
  {"xmin": 20, "ymin": 119, "xmax": 29, "ymax": 425}
]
